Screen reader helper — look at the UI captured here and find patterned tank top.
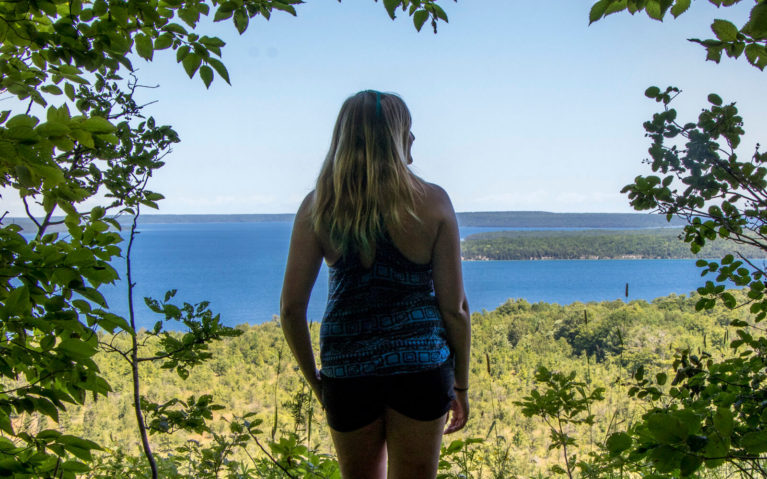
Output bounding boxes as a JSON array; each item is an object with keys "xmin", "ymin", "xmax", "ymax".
[{"xmin": 319, "ymin": 232, "xmax": 451, "ymax": 378}]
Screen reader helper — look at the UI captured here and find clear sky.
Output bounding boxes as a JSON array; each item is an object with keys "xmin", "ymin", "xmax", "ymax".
[{"xmin": 7, "ymin": 1, "xmax": 767, "ymax": 215}]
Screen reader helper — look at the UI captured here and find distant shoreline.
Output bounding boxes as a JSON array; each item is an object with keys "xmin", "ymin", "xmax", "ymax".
[{"xmin": 5, "ymin": 211, "xmax": 686, "ymax": 232}]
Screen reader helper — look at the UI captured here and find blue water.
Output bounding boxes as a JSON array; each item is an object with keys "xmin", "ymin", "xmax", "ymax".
[{"xmin": 98, "ymin": 222, "xmax": 711, "ymax": 330}]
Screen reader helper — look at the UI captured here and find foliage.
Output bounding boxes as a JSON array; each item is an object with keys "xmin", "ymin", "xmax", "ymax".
[
  {"xmin": 437, "ymin": 437, "xmax": 484, "ymax": 479},
  {"xmin": 0, "ymin": 73, "xmax": 176, "ymax": 478},
  {"xmin": 585, "ymin": 1, "xmax": 767, "ymax": 478},
  {"xmin": 589, "ymin": 0, "xmax": 767, "ymax": 71},
  {"xmin": 515, "ymin": 367, "xmax": 605, "ymax": 479},
  {"xmin": 623, "ymin": 87, "xmax": 767, "ymax": 313},
  {"xmin": 613, "ymin": 88, "xmax": 767, "ymax": 478}
]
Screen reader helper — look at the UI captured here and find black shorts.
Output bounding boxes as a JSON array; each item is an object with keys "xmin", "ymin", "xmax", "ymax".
[{"xmin": 320, "ymin": 361, "xmax": 455, "ymax": 433}]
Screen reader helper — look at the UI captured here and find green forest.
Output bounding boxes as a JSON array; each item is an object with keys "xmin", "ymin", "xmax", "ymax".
[
  {"xmin": 461, "ymin": 229, "xmax": 767, "ymax": 261},
  {"xmin": 11, "ymin": 290, "xmax": 755, "ymax": 478}
]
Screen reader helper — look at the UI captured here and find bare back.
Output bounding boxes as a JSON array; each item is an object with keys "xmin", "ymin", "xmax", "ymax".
[{"xmin": 316, "ymin": 181, "xmax": 449, "ymax": 269}]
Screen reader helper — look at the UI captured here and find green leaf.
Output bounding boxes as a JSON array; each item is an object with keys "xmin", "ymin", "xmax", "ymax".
[
  {"xmin": 605, "ymin": 0, "xmax": 628, "ymax": 15},
  {"xmin": 178, "ymin": 7, "xmax": 200, "ymax": 27},
  {"xmin": 33, "ymin": 397, "xmax": 60, "ymax": 421},
  {"xmin": 589, "ymin": 0, "xmax": 609, "ymax": 24},
  {"xmin": 680, "ymin": 454, "xmax": 703, "ymax": 477},
  {"xmin": 213, "ymin": 3, "xmax": 235, "ymax": 22},
  {"xmin": 134, "ymin": 34, "xmax": 154, "ymax": 60},
  {"xmin": 199, "ymin": 65, "xmax": 213, "ymax": 88},
  {"xmin": 7, "ymin": 114, "xmax": 39, "ymax": 129},
  {"xmin": 645, "ymin": 86, "xmax": 661, "ymax": 98},
  {"xmin": 154, "ymin": 33, "xmax": 173, "ymax": 50},
  {"xmin": 37, "ymin": 121, "xmax": 71, "ymax": 137},
  {"xmin": 706, "ymin": 46, "xmax": 723, "ymax": 63},
  {"xmin": 0, "ymin": 412, "xmax": 13, "ymax": 435},
  {"xmin": 56, "ymin": 339, "xmax": 97, "ymax": 359},
  {"xmin": 176, "ymin": 45, "xmax": 190, "ymax": 63},
  {"xmin": 77, "ymin": 287, "xmax": 107, "ymax": 307},
  {"xmin": 164, "ymin": 23, "xmax": 188, "ymax": 35},
  {"xmin": 670, "ymin": 0, "xmax": 690, "ymax": 18},
  {"xmin": 650, "ymin": 444, "xmax": 679, "ymax": 473},
  {"xmin": 233, "ymin": 9, "xmax": 249, "ymax": 34},
  {"xmin": 64, "ymin": 83, "xmax": 75, "ymax": 101},
  {"xmin": 713, "ymin": 407, "xmax": 733, "ymax": 438},
  {"xmin": 550, "ymin": 464, "xmax": 567, "ymax": 475},
  {"xmin": 41, "ymin": 85, "xmax": 63, "ymax": 95},
  {"xmin": 413, "ymin": 10, "xmax": 428, "ymax": 31},
  {"xmin": 645, "ymin": 0, "xmax": 664, "ymax": 21},
  {"xmin": 606, "ymin": 432, "xmax": 632, "ymax": 455},
  {"xmin": 721, "ymin": 292, "xmax": 736, "ymax": 308},
  {"xmin": 4, "ymin": 285, "xmax": 30, "ymax": 314},
  {"xmin": 182, "ymin": 53, "xmax": 202, "ymax": 78},
  {"xmin": 208, "ymin": 58, "xmax": 230, "ymax": 84},
  {"xmin": 742, "ymin": 2, "xmax": 767, "ymax": 39},
  {"xmin": 58, "ymin": 435, "xmax": 101, "ymax": 452},
  {"xmin": 741, "ymin": 431, "xmax": 767, "ymax": 453},
  {"xmin": 60, "ymin": 460, "xmax": 90, "ymax": 472},
  {"xmin": 383, "ymin": 0, "xmax": 399, "ymax": 19},
  {"xmin": 745, "ymin": 44, "xmax": 766, "ymax": 69},
  {"xmin": 82, "ymin": 116, "xmax": 115, "ymax": 133},
  {"xmin": 431, "ymin": 4, "xmax": 448, "ymax": 22},
  {"xmin": 711, "ymin": 19, "xmax": 739, "ymax": 42},
  {"xmin": 704, "ymin": 433, "xmax": 728, "ymax": 467},
  {"xmin": 647, "ymin": 412, "xmax": 685, "ymax": 443}
]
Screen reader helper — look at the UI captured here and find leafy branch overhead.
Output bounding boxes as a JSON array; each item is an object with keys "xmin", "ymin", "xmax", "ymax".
[
  {"xmin": 589, "ymin": 0, "xmax": 767, "ymax": 70},
  {"xmin": 374, "ymin": 0, "xmax": 454, "ymax": 32}
]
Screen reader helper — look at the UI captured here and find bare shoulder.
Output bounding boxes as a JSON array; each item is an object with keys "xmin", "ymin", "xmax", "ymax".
[
  {"xmin": 294, "ymin": 190, "xmax": 316, "ymax": 225},
  {"xmin": 418, "ymin": 181, "xmax": 456, "ymax": 219},
  {"xmin": 297, "ymin": 190, "xmax": 315, "ymax": 214}
]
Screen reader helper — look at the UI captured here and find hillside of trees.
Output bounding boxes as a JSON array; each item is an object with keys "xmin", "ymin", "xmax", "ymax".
[
  {"xmin": 14, "ymin": 291, "xmax": 752, "ymax": 478},
  {"xmin": 461, "ymin": 228, "xmax": 767, "ymax": 260}
]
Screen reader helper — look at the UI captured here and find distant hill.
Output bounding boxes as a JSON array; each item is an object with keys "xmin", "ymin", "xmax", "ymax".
[
  {"xmin": 5, "ymin": 211, "xmax": 685, "ymax": 232},
  {"xmin": 461, "ymin": 228, "xmax": 767, "ymax": 260},
  {"xmin": 456, "ymin": 211, "xmax": 686, "ymax": 228}
]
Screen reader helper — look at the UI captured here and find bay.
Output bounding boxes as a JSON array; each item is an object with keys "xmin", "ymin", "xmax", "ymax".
[{"xmin": 99, "ymin": 222, "xmax": 712, "ymax": 330}]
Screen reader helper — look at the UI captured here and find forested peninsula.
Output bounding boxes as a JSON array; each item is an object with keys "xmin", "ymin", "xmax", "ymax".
[{"xmin": 461, "ymin": 228, "xmax": 767, "ymax": 260}]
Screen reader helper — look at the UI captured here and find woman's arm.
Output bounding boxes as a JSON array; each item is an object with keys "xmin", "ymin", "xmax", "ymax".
[
  {"xmin": 280, "ymin": 192, "xmax": 324, "ymax": 400},
  {"xmin": 430, "ymin": 186, "xmax": 471, "ymax": 434}
]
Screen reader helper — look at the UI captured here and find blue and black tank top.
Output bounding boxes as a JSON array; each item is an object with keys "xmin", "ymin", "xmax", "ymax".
[{"xmin": 319, "ymin": 232, "xmax": 451, "ymax": 378}]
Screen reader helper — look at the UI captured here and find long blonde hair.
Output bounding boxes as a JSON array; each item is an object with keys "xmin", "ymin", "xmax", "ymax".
[{"xmin": 312, "ymin": 90, "xmax": 423, "ymax": 258}]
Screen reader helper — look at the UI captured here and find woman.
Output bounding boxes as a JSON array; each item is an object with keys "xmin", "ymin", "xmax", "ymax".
[{"xmin": 280, "ymin": 90, "xmax": 471, "ymax": 479}]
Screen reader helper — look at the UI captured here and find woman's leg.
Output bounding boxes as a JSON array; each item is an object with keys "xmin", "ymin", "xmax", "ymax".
[
  {"xmin": 384, "ymin": 407, "xmax": 447, "ymax": 479},
  {"xmin": 329, "ymin": 416, "xmax": 387, "ymax": 479}
]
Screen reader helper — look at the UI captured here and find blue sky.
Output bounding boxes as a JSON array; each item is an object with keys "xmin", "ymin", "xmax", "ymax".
[{"xmin": 9, "ymin": 1, "xmax": 767, "ymax": 216}]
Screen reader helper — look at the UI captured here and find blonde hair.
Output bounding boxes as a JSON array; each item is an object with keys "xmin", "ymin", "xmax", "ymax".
[{"xmin": 312, "ymin": 90, "xmax": 423, "ymax": 258}]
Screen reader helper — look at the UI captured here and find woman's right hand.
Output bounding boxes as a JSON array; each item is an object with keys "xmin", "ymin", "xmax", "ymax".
[
  {"xmin": 444, "ymin": 390, "xmax": 469, "ymax": 434},
  {"xmin": 309, "ymin": 370, "xmax": 323, "ymax": 405}
]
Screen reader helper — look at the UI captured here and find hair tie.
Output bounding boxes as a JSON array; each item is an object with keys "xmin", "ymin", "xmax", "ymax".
[{"xmin": 366, "ymin": 90, "xmax": 383, "ymax": 118}]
